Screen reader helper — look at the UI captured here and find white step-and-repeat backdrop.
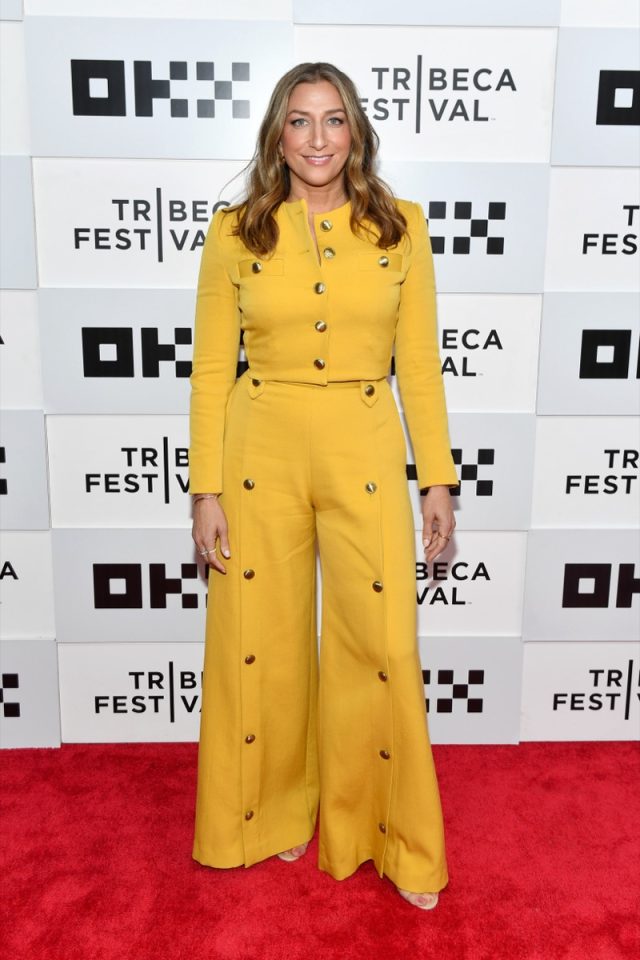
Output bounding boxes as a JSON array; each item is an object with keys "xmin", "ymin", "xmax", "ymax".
[{"xmin": 1, "ymin": 0, "xmax": 639, "ymax": 748}]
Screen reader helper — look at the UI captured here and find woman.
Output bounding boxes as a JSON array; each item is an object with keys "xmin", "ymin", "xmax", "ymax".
[{"xmin": 189, "ymin": 62, "xmax": 458, "ymax": 911}]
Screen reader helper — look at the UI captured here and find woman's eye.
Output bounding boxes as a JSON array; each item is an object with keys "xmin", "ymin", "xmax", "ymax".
[
  {"xmin": 327, "ymin": 117, "xmax": 344, "ymax": 125},
  {"xmin": 291, "ymin": 117, "xmax": 307, "ymax": 127}
]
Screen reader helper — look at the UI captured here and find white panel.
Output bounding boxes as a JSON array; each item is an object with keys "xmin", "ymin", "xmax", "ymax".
[
  {"xmin": 552, "ymin": 29, "xmax": 640, "ymax": 166},
  {"xmin": 0, "ymin": 291, "xmax": 42, "ymax": 409},
  {"xmin": 25, "ymin": 16, "xmax": 294, "ymax": 158},
  {"xmin": 32, "ymin": 158, "xmax": 246, "ymax": 287},
  {"xmin": 544, "ymin": 168, "xmax": 640, "ymax": 292},
  {"xmin": 0, "ymin": 156, "xmax": 37, "ymax": 290},
  {"xmin": 25, "ymin": 1, "xmax": 292, "ymax": 18},
  {"xmin": 537, "ymin": 293, "xmax": 640, "ymax": 416},
  {"xmin": 379, "ymin": 162, "xmax": 550, "ymax": 293},
  {"xmin": 531, "ymin": 417, "xmax": 640, "ymax": 528},
  {"xmin": 415, "ymin": 531, "xmax": 527, "ymax": 636},
  {"xmin": 521, "ymin": 642, "xmax": 639, "ymax": 741},
  {"xmin": 295, "ymin": 26, "xmax": 557, "ymax": 161},
  {"xmin": 0, "ymin": 0, "xmax": 22, "ymax": 20},
  {"xmin": 0, "ymin": 21, "xmax": 29, "ymax": 152},
  {"xmin": 0, "ymin": 532, "xmax": 55, "ymax": 638},
  {"xmin": 39, "ymin": 288, "xmax": 204, "ymax": 414},
  {"xmin": 419, "ymin": 635, "xmax": 522, "ymax": 744},
  {"xmin": 51, "ymin": 528, "xmax": 207, "ymax": 643},
  {"xmin": 405, "ymin": 413, "xmax": 536, "ymax": 531},
  {"xmin": 401, "ymin": 294, "xmax": 541, "ymax": 413},
  {"xmin": 560, "ymin": 0, "xmax": 640, "ymax": 28},
  {"xmin": 523, "ymin": 530, "xmax": 640, "ymax": 642},
  {"xmin": 294, "ymin": 1, "xmax": 560, "ymax": 27},
  {"xmin": 47, "ymin": 415, "xmax": 191, "ymax": 527},
  {"xmin": 0, "ymin": 410, "xmax": 49, "ymax": 530},
  {"xmin": 0, "ymin": 637, "xmax": 60, "ymax": 749},
  {"xmin": 58, "ymin": 641, "xmax": 203, "ymax": 743}
]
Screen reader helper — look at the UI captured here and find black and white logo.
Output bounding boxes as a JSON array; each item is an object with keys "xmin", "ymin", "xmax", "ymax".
[
  {"xmin": 423, "ymin": 667, "xmax": 485, "ymax": 714},
  {"xmin": 562, "ymin": 563, "xmax": 639, "ymax": 609},
  {"xmin": 93, "ymin": 562, "xmax": 201, "ymax": 610},
  {"xmin": 94, "ymin": 661, "xmax": 202, "ymax": 722},
  {"xmin": 71, "ymin": 59, "xmax": 251, "ymax": 119},
  {"xmin": 579, "ymin": 329, "xmax": 640, "ymax": 380},
  {"xmin": 596, "ymin": 70, "xmax": 640, "ymax": 127},
  {"xmin": 552, "ymin": 659, "xmax": 639, "ymax": 721},
  {"xmin": 0, "ymin": 673, "xmax": 20, "ymax": 718},
  {"xmin": 450, "ymin": 448, "xmax": 495, "ymax": 497},
  {"xmin": 361, "ymin": 58, "xmax": 516, "ymax": 132},
  {"xmin": 82, "ymin": 326, "xmax": 193, "ymax": 379}
]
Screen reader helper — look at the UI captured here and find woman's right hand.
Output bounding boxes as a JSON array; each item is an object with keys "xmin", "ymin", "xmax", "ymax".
[{"xmin": 192, "ymin": 497, "xmax": 231, "ymax": 575}]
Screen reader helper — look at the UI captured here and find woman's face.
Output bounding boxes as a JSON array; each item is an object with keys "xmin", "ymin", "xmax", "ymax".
[{"xmin": 279, "ymin": 80, "xmax": 352, "ymax": 197}]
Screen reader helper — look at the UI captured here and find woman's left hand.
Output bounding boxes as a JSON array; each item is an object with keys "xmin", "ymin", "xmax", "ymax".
[{"xmin": 421, "ymin": 485, "xmax": 456, "ymax": 563}]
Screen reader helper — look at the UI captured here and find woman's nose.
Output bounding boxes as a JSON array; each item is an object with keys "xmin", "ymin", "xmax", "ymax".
[{"xmin": 308, "ymin": 122, "xmax": 327, "ymax": 150}]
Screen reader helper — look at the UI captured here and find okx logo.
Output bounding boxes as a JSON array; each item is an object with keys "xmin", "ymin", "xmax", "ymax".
[
  {"xmin": 596, "ymin": 70, "xmax": 640, "ymax": 127},
  {"xmin": 579, "ymin": 329, "xmax": 640, "ymax": 380},
  {"xmin": 422, "ymin": 668, "xmax": 485, "ymax": 714},
  {"xmin": 1, "ymin": 673, "xmax": 20, "ymax": 718},
  {"xmin": 82, "ymin": 326, "xmax": 193, "ymax": 379},
  {"xmin": 562, "ymin": 563, "xmax": 639, "ymax": 609},
  {"xmin": 93, "ymin": 563, "xmax": 200, "ymax": 609},
  {"xmin": 71, "ymin": 59, "xmax": 251, "ymax": 119}
]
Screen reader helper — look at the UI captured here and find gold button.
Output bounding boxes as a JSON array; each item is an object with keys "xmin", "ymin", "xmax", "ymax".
[
  {"xmin": 252, "ymin": 261, "xmax": 262, "ymax": 273},
  {"xmin": 244, "ymin": 654, "xmax": 256, "ymax": 664},
  {"xmin": 379, "ymin": 749, "xmax": 391, "ymax": 760},
  {"xmin": 245, "ymin": 734, "xmax": 256, "ymax": 744},
  {"xmin": 323, "ymin": 247, "xmax": 335, "ymax": 259},
  {"xmin": 243, "ymin": 569, "xmax": 255, "ymax": 579},
  {"xmin": 378, "ymin": 822, "xmax": 387, "ymax": 834},
  {"xmin": 314, "ymin": 281, "xmax": 326, "ymax": 294},
  {"xmin": 314, "ymin": 358, "xmax": 325, "ymax": 369},
  {"xmin": 364, "ymin": 384, "xmax": 375, "ymax": 396},
  {"xmin": 320, "ymin": 219, "xmax": 332, "ymax": 231},
  {"xmin": 243, "ymin": 478, "xmax": 255, "ymax": 490},
  {"xmin": 378, "ymin": 256, "xmax": 389, "ymax": 268},
  {"xmin": 315, "ymin": 320, "xmax": 327, "ymax": 332},
  {"xmin": 365, "ymin": 481, "xmax": 377, "ymax": 493},
  {"xmin": 251, "ymin": 378, "xmax": 261, "ymax": 386},
  {"xmin": 378, "ymin": 671, "xmax": 388, "ymax": 682},
  {"xmin": 244, "ymin": 810, "xmax": 254, "ymax": 820},
  {"xmin": 372, "ymin": 580, "xmax": 383, "ymax": 592}
]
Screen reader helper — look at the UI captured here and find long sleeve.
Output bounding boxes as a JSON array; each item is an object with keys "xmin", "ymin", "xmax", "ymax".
[
  {"xmin": 188, "ymin": 210, "xmax": 241, "ymax": 494},
  {"xmin": 394, "ymin": 201, "xmax": 459, "ymax": 491}
]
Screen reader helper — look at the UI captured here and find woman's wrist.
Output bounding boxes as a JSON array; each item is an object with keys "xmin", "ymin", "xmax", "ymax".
[{"xmin": 192, "ymin": 493, "xmax": 220, "ymax": 503}]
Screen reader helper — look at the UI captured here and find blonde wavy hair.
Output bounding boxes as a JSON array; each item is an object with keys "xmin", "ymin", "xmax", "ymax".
[{"xmin": 226, "ymin": 62, "xmax": 408, "ymax": 256}]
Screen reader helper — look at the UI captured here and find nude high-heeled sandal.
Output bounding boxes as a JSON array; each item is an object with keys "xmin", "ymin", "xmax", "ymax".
[
  {"xmin": 276, "ymin": 842, "xmax": 309, "ymax": 862},
  {"xmin": 396, "ymin": 887, "xmax": 439, "ymax": 910}
]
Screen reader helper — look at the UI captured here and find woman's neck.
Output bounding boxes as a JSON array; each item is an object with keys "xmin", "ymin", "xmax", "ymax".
[{"xmin": 287, "ymin": 185, "xmax": 348, "ymax": 215}]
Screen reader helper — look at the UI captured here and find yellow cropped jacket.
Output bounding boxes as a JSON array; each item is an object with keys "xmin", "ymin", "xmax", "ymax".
[{"xmin": 189, "ymin": 196, "xmax": 459, "ymax": 494}]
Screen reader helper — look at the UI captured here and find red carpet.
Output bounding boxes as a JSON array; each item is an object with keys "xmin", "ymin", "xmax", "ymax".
[{"xmin": 2, "ymin": 741, "xmax": 638, "ymax": 960}]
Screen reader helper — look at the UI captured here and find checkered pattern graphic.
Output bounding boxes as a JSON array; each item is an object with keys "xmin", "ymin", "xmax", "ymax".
[
  {"xmin": 427, "ymin": 201, "xmax": 507, "ymax": 255},
  {"xmin": 450, "ymin": 449, "xmax": 495, "ymax": 497},
  {"xmin": 0, "ymin": 673, "xmax": 20, "ymax": 718},
  {"xmin": 423, "ymin": 669, "xmax": 485, "ymax": 714}
]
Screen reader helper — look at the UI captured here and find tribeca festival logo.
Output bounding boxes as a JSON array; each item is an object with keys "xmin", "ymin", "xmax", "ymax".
[
  {"xmin": 71, "ymin": 59, "xmax": 251, "ymax": 119},
  {"xmin": 582, "ymin": 203, "xmax": 639, "ymax": 256},
  {"xmin": 74, "ymin": 193, "xmax": 228, "ymax": 261},
  {"xmin": 596, "ymin": 70, "xmax": 640, "ymax": 127},
  {"xmin": 416, "ymin": 558, "xmax": 490, "ymax": 606},
  {"xmin": 579, "ymin": 329, "xmax": 640, "ymax": 380},
  {"xmin": 552, "ymin": 659, "xmax": 639, "ymax": 722},
  {"xmin": 450, "ymin": 448, "xmax": 495, "ymax": 498},
  {"xmin": 360, "ymin": 59, "xmax": 516, "ymax": 132},
  {"xmin": 564, "ymin": 447, "xmax": 638, "ymax": 497},
  {"xmin": 94, "ymin": 662, "xmax": 202, "ymax": 721},
  {"xmin": 422, "ymin": 667, "xmax": 485, "ymax": 715},
  {"xmin": 93, "ymin": 561, "xmax": 204, "ymax": 610},
  {"xmin": 84, "ymin": 440, "xmax": 189, "ymax": 502},
  {"xmin": 562, "ymin": 563, "xmax": 639, "ymax": 609}
]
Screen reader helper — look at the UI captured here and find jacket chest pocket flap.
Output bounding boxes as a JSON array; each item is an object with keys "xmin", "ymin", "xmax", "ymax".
[
  {"xmin": 357, "ymin": 251, "xmax": 404, "ymax": 273},
  {"xmin": 238, "ymin": 258, "xmax": 285, "ymax": 278}
]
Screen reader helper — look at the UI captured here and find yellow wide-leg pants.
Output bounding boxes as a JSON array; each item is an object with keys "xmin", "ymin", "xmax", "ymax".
[{"xmin": 192, "ymin": 369, "xmax": 449, "ymax": 893}]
